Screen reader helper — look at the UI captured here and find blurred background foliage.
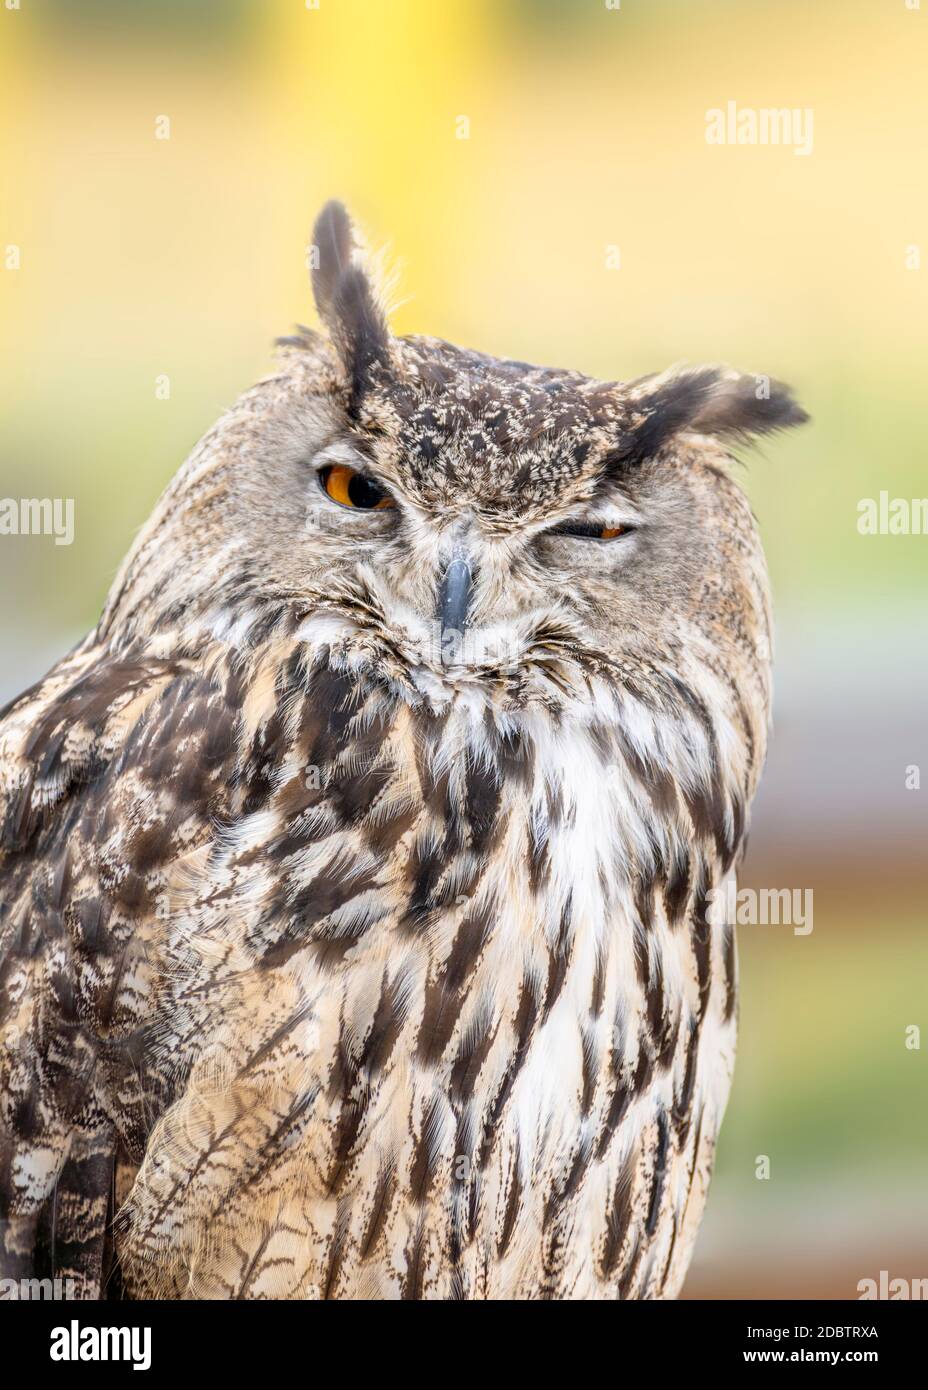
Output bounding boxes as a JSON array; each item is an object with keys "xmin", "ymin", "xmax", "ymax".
[{"xmin": 1, "ymin": 0, "xmax": 925, "ymax": 1298}]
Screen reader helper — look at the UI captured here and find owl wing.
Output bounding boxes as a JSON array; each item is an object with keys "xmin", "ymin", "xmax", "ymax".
[{"xmin": 0, "ymin": 641, "xmax": 242, "ymax": 1296}]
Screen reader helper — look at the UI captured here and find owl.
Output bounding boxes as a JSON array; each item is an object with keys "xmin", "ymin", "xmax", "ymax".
[{"xmin": 0, "ymin": 202, "xmax": 806, "ymax": 1301}]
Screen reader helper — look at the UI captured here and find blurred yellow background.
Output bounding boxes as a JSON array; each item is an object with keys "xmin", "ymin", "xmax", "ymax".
[{"xmin": 1, "ymin": 0, "xmax": 925, "ymax": 1298}]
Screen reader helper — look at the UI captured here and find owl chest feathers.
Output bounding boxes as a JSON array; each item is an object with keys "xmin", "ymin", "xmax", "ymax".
[{"xmin": 120, "ymin": 660, "xmax": 743, "ymax": 1298}]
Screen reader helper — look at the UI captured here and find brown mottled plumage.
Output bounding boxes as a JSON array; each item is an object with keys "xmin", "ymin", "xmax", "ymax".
[{"xmin": 0, "ymin": 202, "xmax": 806, "ymax": 1299}]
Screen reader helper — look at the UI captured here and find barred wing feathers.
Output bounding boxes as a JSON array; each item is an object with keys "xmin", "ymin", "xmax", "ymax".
[{"xmin": 0, "ymin": 645, "xmax": 241, "ymax": 1296}]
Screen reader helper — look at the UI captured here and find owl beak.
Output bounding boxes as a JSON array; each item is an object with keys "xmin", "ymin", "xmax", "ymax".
[{"xmin": 437, "ymin": 554, "xmax": 475, "ymax": 635}]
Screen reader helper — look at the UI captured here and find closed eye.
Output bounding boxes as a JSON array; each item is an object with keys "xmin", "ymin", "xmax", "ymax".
[{"xmin": 547, "ymin": 521, "xmax": 633, "ymax": 540}]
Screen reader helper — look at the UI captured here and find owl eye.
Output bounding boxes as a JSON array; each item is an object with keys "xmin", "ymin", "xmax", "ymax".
[
  {"xmin": 318, "ymin": 463, "xmax": 395, "ymax": 510},
  {"xmin": 548, "ymin": 521, "xmax": 631, "ymax": 541}
]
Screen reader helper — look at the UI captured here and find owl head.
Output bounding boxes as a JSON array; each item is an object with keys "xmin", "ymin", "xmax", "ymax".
[{"xmin": 103, "ymin": 201, "xmax": 807, "ymax": 721}]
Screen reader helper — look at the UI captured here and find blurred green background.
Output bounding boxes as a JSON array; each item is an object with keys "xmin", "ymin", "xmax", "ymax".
[{"xmin": 1, "ymin": 0, "xmax": 925, "ymax": 1298}]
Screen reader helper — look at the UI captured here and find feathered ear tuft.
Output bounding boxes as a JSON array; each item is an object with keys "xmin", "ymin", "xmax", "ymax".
[
  {"xmin": 620, "ymin": 367, "xmax": 808, "ymax": 466},
  {"xmin": 310, "ymin": 200, "xmax": 390, "ymax": 413}
]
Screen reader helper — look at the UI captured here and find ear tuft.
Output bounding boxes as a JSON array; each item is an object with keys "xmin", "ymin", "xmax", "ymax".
[
  {"xmin": 311, "ymin": 200, "xmax": 354, "ymax": 320},
  {"xmin": 621, "ymin": 367, "xmax": 808, "ymax": 466},
  {"xmin": 687, "ymin": 370, "xmax": 809, "ymax": 440},
  {"xmin": 310, "ymin": 200, "xmax": 390, "ymax": 412}
]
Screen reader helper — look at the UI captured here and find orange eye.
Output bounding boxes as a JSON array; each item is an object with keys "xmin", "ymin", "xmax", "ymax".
[
  {"xmin": 549, "ymin": 521, "xmax": 630, "ymax": 540},
  {"xmin": 320, "ymin": 463, "xmax": 395, "ymax": 510}
]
